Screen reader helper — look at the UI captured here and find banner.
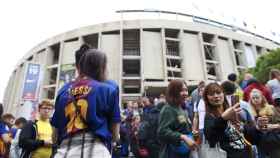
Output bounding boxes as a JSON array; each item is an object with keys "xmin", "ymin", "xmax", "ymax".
[
  {"xmin": 17, "ymin": 101, "xmax": 37, "ymax": 120},
  {"xmin": 22, "ymin": 63, "xmax": 41, "ymax": 101},
  {"xmin": 59, "ymin": 64, "xmax": 76, "ymax": 89}
]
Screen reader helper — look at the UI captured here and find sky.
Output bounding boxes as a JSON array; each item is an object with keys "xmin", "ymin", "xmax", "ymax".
[{"xmin": 0, "ymin": 0, "xmax": 279, "ymax": 102}]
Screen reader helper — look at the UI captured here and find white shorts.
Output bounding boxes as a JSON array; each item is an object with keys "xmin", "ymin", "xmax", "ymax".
[{"xmin": 54, "ymin": 133, "xmax": 111, "ymax": 158}]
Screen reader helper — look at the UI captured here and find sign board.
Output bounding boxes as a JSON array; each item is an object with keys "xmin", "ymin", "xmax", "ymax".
[
  {"xmin": 59, "ymin": 64, "xmax": 76, "ymax": 89},
  {"xmin": 22, "ymin": 63, "xmax": 41, "ymax": 101}
]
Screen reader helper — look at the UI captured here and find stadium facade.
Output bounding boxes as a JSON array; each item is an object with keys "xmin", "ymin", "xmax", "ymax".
[{"xmin": 3, "ymin": 10, "xmax": 280, "ymax": 116}]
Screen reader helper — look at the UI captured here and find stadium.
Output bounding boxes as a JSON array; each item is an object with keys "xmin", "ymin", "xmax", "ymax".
[{"xmin": 3, "ymin": 10, "xmax": 280, "ymax": 116}]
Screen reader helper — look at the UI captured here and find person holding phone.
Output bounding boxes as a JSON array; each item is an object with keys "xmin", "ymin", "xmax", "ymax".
[
  {"xmin": 204, "ymin": 83, "xmax": 261, "ymax": 158},
  {"xmin": 248, "ymin": 89, "xmax": 280, "ymax": 158},
  {"xmin": 221, "ymin": 81, "xmax": 254, "ymax": 128},
  {"xmin": 248, "ymin": 89, "xmax": 277, "ymax": 125}
]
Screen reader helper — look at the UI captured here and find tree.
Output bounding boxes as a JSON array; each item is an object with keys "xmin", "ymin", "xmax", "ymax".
[{"xmin": 250, "ymin": 48, "xmax": 280, "ymax": 83}]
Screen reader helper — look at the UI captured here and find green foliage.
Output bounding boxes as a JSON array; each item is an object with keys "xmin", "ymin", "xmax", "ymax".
[{"xmin": 250, "ymin": 48, "xmax": 280, "ymax": 83}]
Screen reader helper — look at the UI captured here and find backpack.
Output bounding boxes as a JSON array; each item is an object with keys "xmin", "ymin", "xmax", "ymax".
[
  {"xmin": 138, "ymin": 105, "xmax": 161, "ymax": 143},
  {"xmin": 18, "ymin": 121, "xmax": 39, "ymax": 158}
]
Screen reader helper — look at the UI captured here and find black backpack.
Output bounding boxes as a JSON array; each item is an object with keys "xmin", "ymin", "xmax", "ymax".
[{"xmin": 138, "ymin": 103, "xmax": 164, "ymax": 143}]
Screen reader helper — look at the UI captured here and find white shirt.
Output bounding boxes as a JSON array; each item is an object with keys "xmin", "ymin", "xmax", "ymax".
[
  {"xmin": 267, "ymin": 79, "xmax": 280, "ymax": 99},
  {"xmin": 9, "ymin": 129, "xmax": 22, "ymax": 158},
  {"xmin": 193, "ymin": 99, "xmax": 206, "ymax": 130}
]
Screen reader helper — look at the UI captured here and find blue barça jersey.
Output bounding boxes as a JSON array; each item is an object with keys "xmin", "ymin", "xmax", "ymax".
[
  {"xmin": 51, "ymin": 79, "xmax": 121, "ymax": 144},
  {"xmin": 0, "ymin": 122, "xmax": 9, "ymax": 136}
]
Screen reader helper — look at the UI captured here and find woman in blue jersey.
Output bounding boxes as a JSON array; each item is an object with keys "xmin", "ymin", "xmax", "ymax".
[{"xmin": 51, "ymin": 46, "xmax": 121, "ymax": 158}]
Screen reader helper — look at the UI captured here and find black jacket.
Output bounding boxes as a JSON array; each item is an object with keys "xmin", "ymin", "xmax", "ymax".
[
  {"xmin": 259, "ymin": 131, "xmax": 280, "ymax": 157},
  {"xmin": 204, "ymin": 114, "xmax": 261, "ymax": 158},
  {"xmin": 19, "ymin": 120, "xmax": 55, "ymax": 158}
]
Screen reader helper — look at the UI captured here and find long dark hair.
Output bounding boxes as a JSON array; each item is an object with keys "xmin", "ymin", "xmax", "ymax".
[
  {"xmin": 75, "ymin": 44, "xmax": 90, "ymax": 68},
  {"xmin": 166, "ymin": 80, "xmax": 187, "ymax": 106},
  {"xmin": 203, "ymin": 82, "xmax": 229, "ymax": 117},
  {"xmin": 78, "ymin": 48, "xmax": 107, "ymax": 81}
]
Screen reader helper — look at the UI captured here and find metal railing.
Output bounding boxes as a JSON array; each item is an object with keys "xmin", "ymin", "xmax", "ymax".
[
  {"xmin": 166, "ymin": 48, "xmax": 179, "ymax": 56},
  {"xmin": 123, "ymin": 48, "xmax": 140, "ymax": 56}
]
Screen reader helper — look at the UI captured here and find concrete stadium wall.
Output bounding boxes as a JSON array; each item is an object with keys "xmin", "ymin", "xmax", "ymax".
[{"xmin": 3, "ymin": 19, "xmax": 280, "ymax": 115}]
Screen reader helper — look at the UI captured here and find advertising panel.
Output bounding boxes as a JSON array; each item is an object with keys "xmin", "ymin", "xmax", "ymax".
[
  {"xmin": 59, "ymin": 64, "xmax": 76, "ymax": 89},
  {"xmin": 22, "ymin": 63, "xmax": 40, "ymax": 101}
]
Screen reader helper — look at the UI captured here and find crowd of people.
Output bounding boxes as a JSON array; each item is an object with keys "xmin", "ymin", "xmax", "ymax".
[
  {"xmin": 117, "ymin": 71, "xmax": 280, "ymax": 158},
  {"xmin": 0, "ymin": 44, "xmax": 279, "ymax": 158}
]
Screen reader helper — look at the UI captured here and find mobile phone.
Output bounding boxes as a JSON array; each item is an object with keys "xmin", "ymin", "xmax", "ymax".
[{"xmin": 231, "ymin": 95, "xmax": 240, "ymax": 105}]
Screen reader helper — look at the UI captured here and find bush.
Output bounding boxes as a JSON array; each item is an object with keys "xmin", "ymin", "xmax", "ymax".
[{"xmin": 250, "ymin": 48, "xmax": 280, "ymax": 83}]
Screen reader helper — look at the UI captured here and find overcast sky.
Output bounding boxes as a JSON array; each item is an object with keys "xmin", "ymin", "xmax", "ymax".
[{"xmin": 0, "ymin": 0, "xmax": 279, "ymax": 102}]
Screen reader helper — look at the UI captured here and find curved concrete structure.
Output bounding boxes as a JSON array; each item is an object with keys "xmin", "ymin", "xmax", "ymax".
[{"xmin": 3, "ymin": 18, "xmax": 280, "ymax": 116}]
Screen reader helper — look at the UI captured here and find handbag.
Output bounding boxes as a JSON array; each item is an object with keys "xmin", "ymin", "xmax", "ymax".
[
  {"xmin": 231, "ymin": 123, "xmax": 254, "ymax": 158},
  {"xmin": 198, "ymin": 132, "xmax": 226, "ymax": 158},
  {"xmin": 169, "ymin": 133, "xmax": 192, "ymax": 156},
  {"xmin": 198, "ymin": 142, "xmax": 227, "ymax": 158},
  {"xmin": 135, "ymin": 131, "xmax": 149, "ymax": 157},
  {"xmin": 138, "ymin": 147, "xmax": 149, "ymax": 157}
]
